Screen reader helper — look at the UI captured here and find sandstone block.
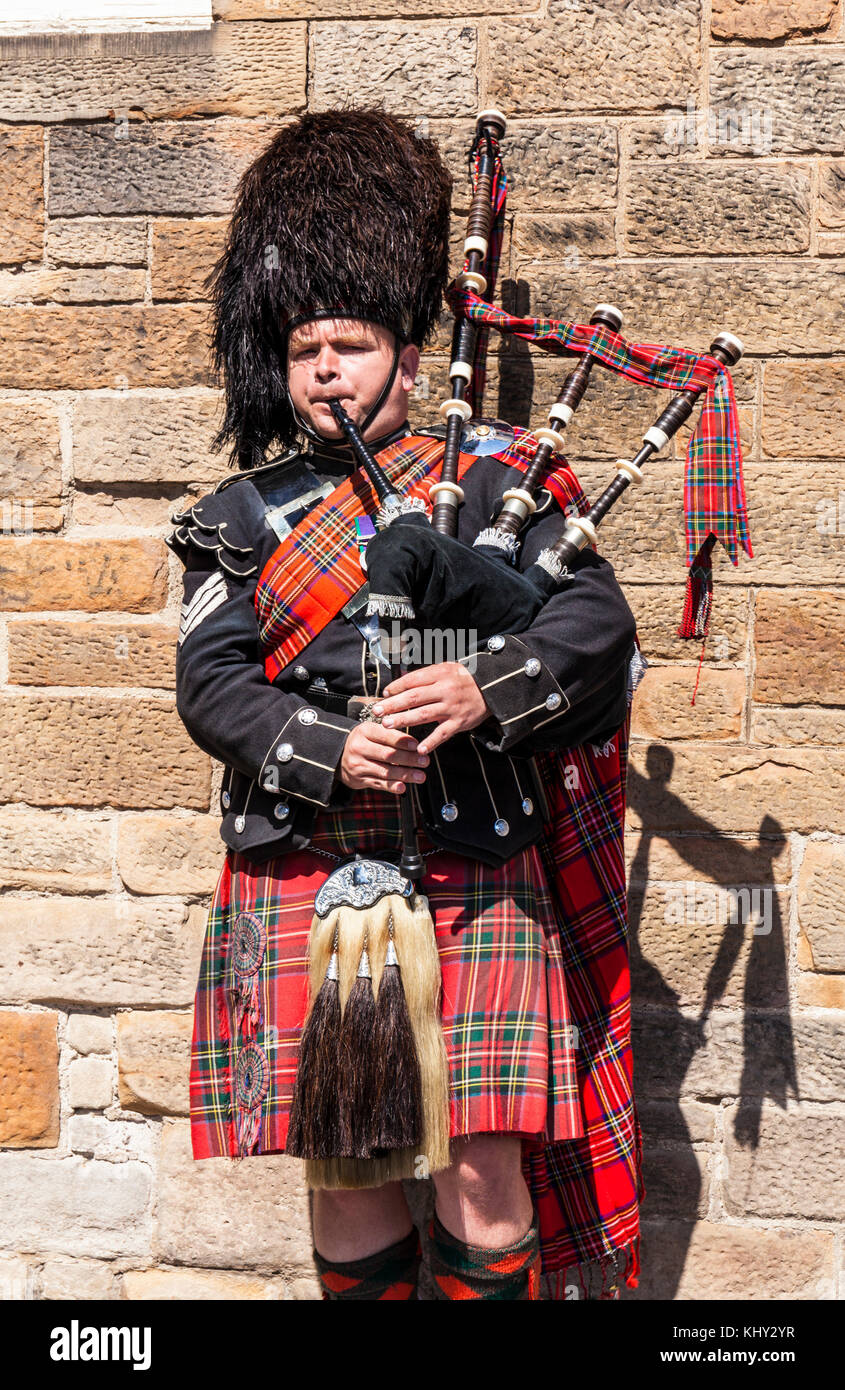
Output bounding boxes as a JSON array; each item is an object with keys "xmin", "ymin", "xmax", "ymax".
[
  {"xmin": 640, "ymin": 1146, "xmax": 709, "ymax": 1218},
  {"xmin": 73, "ymin": 490, "xmax": 205, "ymax": 529},
  {"xmin": 68, "ymin": 1115, "xmax": 156, "ymax": 1164},
  {"xmin": 49, "ymin": 119, "xmax": 278, "ymax": 218},
  {"xmin": 754, "ymin": 590, "xmax": 845, "ymax": 705},
  {"xmin": 72, "ymin": 391, "xmax": 226, "ymax": 485},
  {"xmin": 311, "ymin": 23, "xmax": 477, "ymax": 117},
  {"xmin": 122, "ymin": 1267, "xmax": 290, "ymax": 1299},
  {"xmin": 513, "ymin": 213, "xmax": 616, "ymax": 261},
  {"xmin": 0, "ymin": 1011, "xmax": 59, "ymax": 1148},
  {"xmin": 625, "ymin": 1219, "xmax": 834, "ymax": 1300},
  {"xmin": 0, "ymin": 1153, "xmax": 151, "ymax": 1258},
  {"xmin": 219, "ymin": 0, "xmax": 531, "ymax": 13},
  {"xmin": 9, "ymin": 620, "xmax": 178, "ymax": 689},
  {"xmin": 39, "ymin": 1258, "xmax": 120, "ymax": 1300},
  {"xmin": 0, "ymin": 697, "xmax": 210, "ymax": 809},
  {"xmin": 151, "ymin": 218, "xmax": 228, "ymax": 300},
  {"xmin": 797, "ymin": 840, "xmax": 845, "ymax": 970},
  {"xmin": 637, "ymin": 1100, "xmax": 716, "ymax": 1145},
  {"xmin": 0, "ymin": 305, "xmax": 211, "ymax": 390},
  {"xmin": 631, "ymin": 666, "xmax": 745, "ymax": 741},
  {"xmin": 0, "ymin": 899, "xmax": 207, "ymax": 1009},
  {"xmin": 69, "ymin": 1057, "xmax": 113, "ymax": 1110},
  {"xmin": 751, "ymin": 707, "xmax": 845, "ymax": 745},
  {"xmin": 118, "ymin": 815, "xmax": 222, "ymax": 895},
  {"xmin": 0, "ymin": 1256, "xmax": 36, "ymax": 1300},
  {"xmin": 625, "ymin": 831, "xmax": 791, "ymax": 885},
  {"xmin": 724, "ymin": 1102, "xmax": 845, "ymax": 1219},
  {"xmin": 0, "ymin": 810, "xmax": 112, "ymax": 892},
  {"xmin": 489, "ymin": 122, "xmax": 617, "ymax": 212},
  {"xmin": 48, "ymin": 217, "xmax": 147, "ymax": 266},
  {"xmin": 797, "ymin": 973, "xmax": 845, "ymax": 1008},
  {"xmin": 0, "ymin": 267, "xmax": 145, "ymax": 305},
  {"xmin": 0, "ymin": 127, "xmax": 43, "ymax": 264},
  {"xmin": 0, "ymin": 399, "xmax": 62, "ymax": 526},
  {"xmin": 0, "ymin": 23, "xmax": 306, "ymax": 122},
  {"xmin": 488, "ymin": 3, "xmax": 700, "ymax": 114},
  {"xmin": 66, "ymin": 1014, "xmax": 113, "ymax": 1056},
  {"xmin": 117, "ymin": 1011, "xmax": 193, "ymax": 1116},
  {"xmin": 154, "ymin": 1120, "xmax": 315, "ymax": 1273},
  {"xmin": 819, "ymin": 160, "xmax": 845, "ymax": 227},
  {"xmin": 712, "ymin": 0, "xmax": 838, "ymax": 40},
  {"xmin": 625, "ymin": 162, "xmax": 810, "ymax": 254},
  {"xmin": 710, "ymin": 51, "xmax": 845, "ymax": 155},
  {"xmin": 0, "ymin": 538, "xmax": 166, "ymax": 612},
  {"xmin": 763, "ymin": 361, "xmax": 845, "ymax": 458},
  {"xmin": 629, "ymin": 585, "xmax": 747, "ymax": 665}
]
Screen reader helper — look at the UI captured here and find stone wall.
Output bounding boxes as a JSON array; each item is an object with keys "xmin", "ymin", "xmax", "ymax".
[{"xmin": 0, "ymin": 0, "xmax": 842, "ymax": 1301}]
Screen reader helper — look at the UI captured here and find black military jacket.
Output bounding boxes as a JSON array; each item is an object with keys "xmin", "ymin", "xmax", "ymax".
[{"xmin": 166, "ymin": 421, "xmax": 638, "ymax": 867}]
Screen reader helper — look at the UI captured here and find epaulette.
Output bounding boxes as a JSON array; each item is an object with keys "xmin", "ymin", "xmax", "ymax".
[{"xmin": 165, "ymin": 499, "xmax": 259, "ymax": 577}]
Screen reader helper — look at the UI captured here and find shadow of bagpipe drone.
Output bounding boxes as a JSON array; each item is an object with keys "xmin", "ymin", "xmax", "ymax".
[{"xmin": 287, "ymin": 111, "xmax": 751, "ymax": 1190}]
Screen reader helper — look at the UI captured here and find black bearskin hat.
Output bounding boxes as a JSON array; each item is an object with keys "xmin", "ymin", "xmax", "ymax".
[{"xmin": 205, "ymin": 109, "xmax": 453, "ymax": 470}]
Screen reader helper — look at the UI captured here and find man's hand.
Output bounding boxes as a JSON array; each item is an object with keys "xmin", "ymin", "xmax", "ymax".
[
  {"xmin": 371, "ymin": 661, "xmax": 490, "ymax": 756},
  {"xmin": 339, "ymin": 722, "xmax": 430, "ymax": 793}
]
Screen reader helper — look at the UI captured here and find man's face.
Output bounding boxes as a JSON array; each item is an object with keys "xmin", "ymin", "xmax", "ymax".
[{"xmin": 286, "ymin": 317, "xmax": 419, "ymax": 441}]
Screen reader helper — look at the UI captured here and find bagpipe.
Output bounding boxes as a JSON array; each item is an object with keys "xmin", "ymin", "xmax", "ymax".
[{"xmin": 286, "ymin": 110, "xmax": 752, "ymax": 1189}]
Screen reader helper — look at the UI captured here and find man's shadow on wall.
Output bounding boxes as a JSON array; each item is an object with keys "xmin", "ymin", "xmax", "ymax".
[{"xmin": 621, "ymin": 744, "xmax": 797, "ymax": 1299}]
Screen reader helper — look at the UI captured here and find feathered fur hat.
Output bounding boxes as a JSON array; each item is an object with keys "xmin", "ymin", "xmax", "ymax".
[{"xmin": 205, "ymin": 109, "xmax": 453, "ymax": 470}]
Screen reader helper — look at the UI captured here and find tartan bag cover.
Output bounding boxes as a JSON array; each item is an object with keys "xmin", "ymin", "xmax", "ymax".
[{"xmin": 247, "ymin": 432, "xmax": 644, "ymax": 1295}]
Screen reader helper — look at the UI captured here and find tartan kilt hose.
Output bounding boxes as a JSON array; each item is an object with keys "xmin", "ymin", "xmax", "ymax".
[{"xmin": 190, "ymin": 788, "xmax": 585, "ymax": 1166}]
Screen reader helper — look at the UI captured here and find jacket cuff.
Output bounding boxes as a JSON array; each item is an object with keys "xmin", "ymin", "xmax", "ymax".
[
  {"xmin": 465, "ymin": 634, "xmax": 570, "ymax": 753},
  {"xmin": 255, "ymin": 703, "xmax": 356, "ymax": 809}
]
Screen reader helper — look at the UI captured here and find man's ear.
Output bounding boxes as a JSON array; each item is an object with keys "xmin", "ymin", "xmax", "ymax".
[{"xmin": 398, "ymin": 342, "xmax": 420, "ymax": 392}]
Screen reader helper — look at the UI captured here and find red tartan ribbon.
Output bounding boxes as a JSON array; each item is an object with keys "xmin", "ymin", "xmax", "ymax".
[{"xmin": 447, "ymin": 284, "xmax": 753, "ymax": 641}]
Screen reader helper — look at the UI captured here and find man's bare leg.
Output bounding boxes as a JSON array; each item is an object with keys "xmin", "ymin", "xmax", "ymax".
[
  {"xmin": 432, "ymin": 1133, "xmax": 533, "ymax": 1245},
  {"xmin": 312, "ymin": 1181, "xmax": 414, "ymax": 1262}
]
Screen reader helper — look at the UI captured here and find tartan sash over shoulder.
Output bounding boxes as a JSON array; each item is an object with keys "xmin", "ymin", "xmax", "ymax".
[{"xmin": 255, "ymin": 429, "xmax": 585, "ymax": 682}]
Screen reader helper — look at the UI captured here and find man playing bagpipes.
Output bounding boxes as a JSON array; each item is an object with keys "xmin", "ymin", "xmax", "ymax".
[{"xmin": 168, "ymin": 108, "xmax": 751, "ymax": 1301}]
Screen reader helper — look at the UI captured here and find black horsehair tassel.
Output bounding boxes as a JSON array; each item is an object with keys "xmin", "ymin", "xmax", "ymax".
[
  {"xmin": 337, "ymin": 937, "xmax": 379, "ymax": 1158},
  {"xmin": 371, "ymin": 928, "xmax": 424, "ymax": 1155},
  {"xmin": 286, "ymin": 941, "xmax": 343, "ymax": 1159}
]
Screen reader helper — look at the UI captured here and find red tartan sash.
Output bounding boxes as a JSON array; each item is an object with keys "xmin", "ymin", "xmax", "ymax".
[{"xmin": 255, "ymin": 428, "xmax": 585, "ymax": 681}]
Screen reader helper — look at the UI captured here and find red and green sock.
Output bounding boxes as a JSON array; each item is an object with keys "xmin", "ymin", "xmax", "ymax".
[
  {"xmin": 313, "ymin": 1226, "xmax": 422, "ymax": 1301},
  {"xmin": 428, "ymin": 1209, "xmax": 541, "ymax": 1300}
]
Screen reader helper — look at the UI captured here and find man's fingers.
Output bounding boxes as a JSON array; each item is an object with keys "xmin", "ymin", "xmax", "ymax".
[
  {"xmin": 382, "ymin": 704, "xmax": 441, "ymax": 730},
  {"xmin": 380, "ymin": 666, "xmax": 445, "ymax": 700},
  {"xmin": 414, "ymin": 719, "xmax": 458, "ymax": 754}
]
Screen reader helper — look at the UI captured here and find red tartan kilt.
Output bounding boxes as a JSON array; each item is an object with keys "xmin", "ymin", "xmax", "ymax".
[{"xmin": 189, "ymin": 788, "xmax": 586, "ymax": 1163}]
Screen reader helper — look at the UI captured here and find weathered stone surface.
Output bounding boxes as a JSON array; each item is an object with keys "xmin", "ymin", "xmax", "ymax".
[
  {"xmin": 0, "ymin": 811, "xmax": 111, "ymax": 892},
  {"xmin": 631, "ymin": 666, "xmax": 745, "ymax": 741},
  {"xmin": 9, "ymin": 621, "xmax": 178, "ymax": 689},
  {"xmin": 118, "ymin": 815, "xmax": 222, "ymax": 895},
  {"xmin": 819, "ymin": 159, "xmax": 845, "ymax": 227},
  {"xmin": 763, "ymin": 361, "xmax": 845, "ymax": 458},
  {"xmin": 751, "ymin": 706, "xmax": 845, "ymax": 745},
  {"xmin": 68, "ymin": 1057, "xmax": 113, "ymax": 1110},
  {"xmin": 0, "ymin": 539, "xmax": 167, "ymax": 612},
  {"xmin": 819, "ymin": 230, "xmax": 845, "ymax": 254},
  {"xmin": 624, "ymin": 1219, "xmax": 835, "ymax": 1300},
  {"xmin": 0, "ymin": 127, "xmax": 43, "ymax": 264},
  {"xmin": 626, "ymin": 832, "xmax": 790, "ymax": 888},
  {"xmin": 73, "ymin": 391, "xmax": 225, "ymax": 484},
  {"xmin": 40, "ymin": 1258, "xmax": 120, "ymax": 1300},
  {"xmin": 154, "ymin": 1121, "xmax": 315, "ymax": 1272},
  {"xmin": 49, "ymin": 119, "xmax": 278, "ymax": 217},
  {"xmin": 151, "ymin": 219, "xmax": 228, "ymax": 300},
  {"xmin": 797, "ymin": 972, "xmax": 845, "ymax": 1008},
  {"xmin": 633, "ymin": 1010, "xmax": 843, "ymax": 1101},
  {"xmin": 513, "ymin": 213, "xmax": 616, "ymax": 261},
  {"xmin": 0, "ymin": 23, "xmax": 306, "ymax": 122},
  {"xmin": 515, "ymin": 259, "xmax": 845, "ymax": 356},
  {"xmin": 122, "ymin": 1267, "xmax": 294, "ymax": 1299},
  {"xmin": 754, "ymin": 591, "xmax": 845, "ymax": 705},
  {"xmin": 0, "ymin": 305, "xmax": 211, "ymax": 390},
  {"xmin": 712, "ymin": 0, "xmax": 838, "ymax": 40},
  {"xmin": 489, "ymin": 123, "xmax": 617, "ymax": 212},
  {"xmin": 640, "ymin": 1146, "xmax": 709, "ymax": 1218},
  {"xmin": 0, "ymin": 398, "xmax": 63, "ymax": 527},
  {"xmin": 0, "ymin": 267, "xmax": 145, "ymax": 305},
  {"xmin": 637, "ymin": 1099, "xmax": 716, "ymax": 1145},
  {"xmin": 710, "ymin": 51, "xmax": 845, "ymax": 155},
  {"xmin": 220, "ymin": 0, "xmax": 531, "ymax": 12},
  {"xmin": 0, "ymin": 1256, "xmax": 36, "ymax": 1300},
  {"xmin": 0, "ymin": 1153, "xmax": 151, "ymax": 1258},
  {"xmin": 66, "ymin": 1014, "xmax": 113, "ymax": 1056},
  {"xmin": 68, "ymin": 1115, "xmax": 156, "ymax": 1164},
  {"xmin": 626, "ymin": 162, "xmax": 811, "ymax": 253},
  {"xmin": 724, "ymin": 1102, "xmax": 845, "ymax": 1219},
  {"xmin": 0, "ymin": 899, "xmax": 206, "ymax": 1008},
  {"xmin": 0, "ymin": 1011, "xmax": 59, "ymax": 1148},
  {"xmin": 116, "ymin": 1010, "xmax": 193, "ymax": 1116},
  {"xmin": 627, "ymin": 585, "xmax": 747, "ymax": 665},
  {"xmin": 488, "ymin": 3, "xmax": 700, "ymax": 114},
  {"xmin": 797, "ymin": 840, "xmax": 845, "ymax": 970},
  {"xmin": 73, "ymin": 490, "xmax": 203, "ymax": 529},
  {"xmin": 0, "ymin": 697, "xmax": 209, "ymax": 809},
  {"xmin": 48, "ymin": 217, "xmax": 147, "ymax": 266},
  {"xmin": 312, "ymin": 23, "xmax": 476, "ymax": 116},
  {"xmin": 631, "ymin": 883, "xmax": 789, "ymax": 1009}
]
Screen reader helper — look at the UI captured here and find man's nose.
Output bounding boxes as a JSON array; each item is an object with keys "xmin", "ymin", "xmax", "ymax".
[{"xmin": 313, "ymin": 346, "xmax": 341, "ymax": 381}]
